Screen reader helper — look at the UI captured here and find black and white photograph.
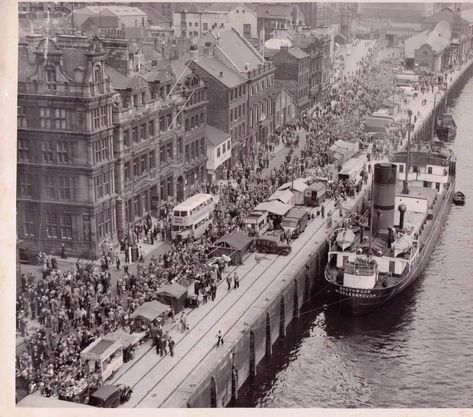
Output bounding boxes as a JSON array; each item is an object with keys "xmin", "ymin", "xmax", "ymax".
[{"xmin": 3, "ymin": 0, "xmax": 473, "ymax": 413}]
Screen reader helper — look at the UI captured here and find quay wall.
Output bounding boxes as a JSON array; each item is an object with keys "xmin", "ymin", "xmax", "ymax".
[
  {"xmin": 172, "ymin": 58, "xmax": 473, "ymax": 409},
  {"xmin": 178, "ymin": 194, "xmax": 367, "ymax": 408}
]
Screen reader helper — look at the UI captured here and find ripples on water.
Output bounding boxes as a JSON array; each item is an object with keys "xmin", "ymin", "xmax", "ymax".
[{"xmin": 236, "ymin": 78, "xmax": 473, "ymax": 408}]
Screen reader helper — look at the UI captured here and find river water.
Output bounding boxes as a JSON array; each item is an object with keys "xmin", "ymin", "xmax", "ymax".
[{"xmin": 235, "ymin": 77, "xmax": 473, "ymax": 408}]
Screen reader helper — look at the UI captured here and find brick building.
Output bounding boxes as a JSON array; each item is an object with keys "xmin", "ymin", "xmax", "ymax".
[
  {"xmin": 17, "ymin": 30, "xmax": 207, "ymax": 258},
  {"xmin": 190, "ymin": 28, "xmax": 277, "ymax": 161},
  {"xmin": 271, "ymin": 45, "xmax": 310, "ymax": 115}
]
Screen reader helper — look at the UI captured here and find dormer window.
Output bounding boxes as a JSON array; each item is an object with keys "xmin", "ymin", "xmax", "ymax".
[{"xmin": 45, "ymin": 65, "xmax": 56, "ymax": 83}]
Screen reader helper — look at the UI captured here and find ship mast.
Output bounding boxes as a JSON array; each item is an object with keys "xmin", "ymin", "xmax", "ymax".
[
  {"xmin": 431, "ymin": 93, "xmax": 436, "ymax": 140},
  {"xmin": 402, "ymin": 109, "xmax": 412, "ymax": 194}
]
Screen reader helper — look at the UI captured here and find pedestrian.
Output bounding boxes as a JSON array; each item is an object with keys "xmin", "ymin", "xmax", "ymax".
[
  {"xmin": 233, "ymin": 273, "xmax": 239, "ymax": 289},
  {"xmin": 226, "ymin": 274, "xmax": 232, "ymax": 291},
  {"xmin": 61, "ymin": 243, "xmax": 66, "ymax": 259},
  {"xmin": 168, "ymin": 337, "xmax": 175, "ymax": 357},
  {"xmin": 116, "ymin": 253, "xmax": 121, "ymax": 271},
  {"xmin": 156, "ymin": 336, "xmax": 163, "ymax": 356},
  {"xmin": 216, "ymin": 330, "xmax": 224, "ymax": 347}
]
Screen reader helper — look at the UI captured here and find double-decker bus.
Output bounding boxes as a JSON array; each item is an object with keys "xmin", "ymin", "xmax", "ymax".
[{"xmin": 171, "ymin": 193, "xmax": 217, "ymax": 241}]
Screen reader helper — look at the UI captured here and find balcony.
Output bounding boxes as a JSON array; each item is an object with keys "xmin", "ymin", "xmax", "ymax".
[{"xmin": 18, "ymin": 80, "xmax": 112, "ymax": 98}]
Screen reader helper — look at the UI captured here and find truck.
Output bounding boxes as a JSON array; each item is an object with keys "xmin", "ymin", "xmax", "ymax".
[{"xmin": 281, "ymin": 208, "xmax": 309, "ymax": 238}]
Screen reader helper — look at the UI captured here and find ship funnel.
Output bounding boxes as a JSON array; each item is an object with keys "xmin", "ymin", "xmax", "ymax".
[
  {"xmin": 398, "ymin": 203, "xmax": 407, "ymax": 229},
  {"xmin": 372, "ymin": 163, "xmax": 397, "ymax": 236}
]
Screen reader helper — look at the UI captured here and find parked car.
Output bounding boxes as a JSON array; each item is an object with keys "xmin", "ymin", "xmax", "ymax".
[
  {"xmin": 255, "ymin": 235, "xmax": 291, "ymax": 256},
  {"xmin": 88, "ymin": 385, "xmax": 132, "ymax": 408}
]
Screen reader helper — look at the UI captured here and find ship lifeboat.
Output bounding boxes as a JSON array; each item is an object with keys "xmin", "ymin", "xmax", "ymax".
[
  {"xmin": 453, "ymin": 191, "xmax": 465, "ymax": 206},
  {"xmin": 336, "ymin": 229, "xmax": 356, "ymax": 251}
]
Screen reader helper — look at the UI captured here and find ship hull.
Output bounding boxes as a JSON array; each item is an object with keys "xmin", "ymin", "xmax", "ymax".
[{"xmin": 326, "ymin": 178, "xmax": 454, "ymax": 315}]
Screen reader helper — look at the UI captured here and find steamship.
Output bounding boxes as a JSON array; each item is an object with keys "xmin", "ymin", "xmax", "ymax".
[{"xmin": 325, "ymin": 141, "xmax": 456, "ymax": 315}]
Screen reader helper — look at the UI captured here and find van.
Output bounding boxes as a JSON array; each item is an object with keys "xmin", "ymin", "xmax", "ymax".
[
  {"xmin": 304, "ymin": 182, "xmax": 326, "ymax": 206},
  {"xmin": 255, "ymin": 235, "xmax": 291, "ymax": 256},
  {"xmin": 281, "ymin": 209, "xmax": 309, "ymax": 238},
  {"xmin": 244, "ymin": 210, "xmax": 269, "ymax": 237}
]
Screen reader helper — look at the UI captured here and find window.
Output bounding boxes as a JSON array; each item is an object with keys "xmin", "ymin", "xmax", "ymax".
[
  {"xmin": 46, "ymin": 212, "xmax": 58, "ymax": 239},
  {"xmin": 60, "ymin": 213, "xmax": 73, "ymax": 239},
  {"xmin": 141, "ymin": 92, "xmax": 145, "ymax": 105},
  {"xmin": 159, "ymin": 116, "xmax": 165, "ymax": 132},
  {"xmin": 96, "ymin": 211, "xmax": 104, "ymax": 240},
  {"xmin": 201, "ymin": 137, "xmax": 205, "ymax": 156},
  {"xmin": 18, "ymin": 106, "xmax": 27, "ymax": 128},
  {"xmin": 140, "ymin": 124, "xmax": 146, "ymax": 141},
  {"xmin": 45, "ymin": 66, "xmax": 56, "ymax": 83},
  {"xmin": 58, "ymin": 176, "xmax": 71, "ymax": 200},
  {"xmin": 132, "ymin": 127, "xmax": 138, "ymax": 143},
  {"xmin": 160, "ymin": 146, "xmax": 166, "ymax": 163},
  {"xmin": 19, "ymin": 174, "xmax": 33, "ymax": 198},
  {"xmin": 57, "ymin": 141, "xmax": 70, "ymax": 163},
  {"xmin": 166, "ymin": 142, "xmax": 173, "ymax": 160},
  {"xmin": 167, "ymin": 114, "xmax": 172, "ymax": 130},
  {"xmin": 167, "ymin": 177, "xmax": 173, "ymax": 197},
  {"xmin": 133, "ymin": 158, "xmax": 139, "ymax": 177},
  {"xmin": 185, "ymin": 144, "xmax": 190, "ymax": 162},
  {"xmin": 178, "ymin": 137, "xmax": 183, "ymax": 155},
  {"xmin": 124, "ymin": 162, "xmax": 130, "ymax": 182},
  {"xmin": 42, "ymin": 142, "xmax": 54, "ymax": 163},
  {"xmin": 149, "ymin": 120, "xmax": 155, "ymax": 138},
  {"xmin": 141, "ymin": 155, "xmax": 147, "ymax": 173},
  {"xmin": 124, "ymin": 129, "xmax": 130, "ymax": 148},
  {"xmin": 103, "ymin": 171, "xmax": 111, "ymax": 195},
  {"xmin": 95, "ymin": 175, "xmax": 103, "ymax": 200},
  {"xmin": 44, "ymin": 176, "xmax": 56, "ymax": 200},
  {"xmin": 24, "ymin": 210, "xmax": 35, "ymax": 237},
  {"xmin": 217, "ymin": 146, "xmax": 221, "ymax": 158},
  {"xmin": 149, "ymin": 150, "xmax": 156, "ymax": 170},
  {"xmin": 93, "ymin": 108, "xmax": 100, "ymax": 129},
  {"xmin": 18, "ymin": 138, "xmax": 30, "ymax": 161},
  {"xmin": 195, "ymin": 22, "xmax": 198, "ymax": 27},
  {"xmin": 188, "ymin": 22, "xmax": 192, "ymax": 27},
  {"xmin": 243, "ymin": 24, "xmax": 251, "ymax": 37},
  {"xmin": 203, "ymin": 23, "xmax": 208, "ymax": 31},
  {"xmin": 427, "ymin": 166, "xmax": 433, "ymax": 174},
  {"xmin": 40, "ymin": 108, "xmax": 52, "ymax": 129},
  {"xmin": 399, "ymin": 164, "xmax": 404, "ymax": 173},
  {"xmin": 100, "ymin": 105, "xmax": 107, "ymax": 126}
]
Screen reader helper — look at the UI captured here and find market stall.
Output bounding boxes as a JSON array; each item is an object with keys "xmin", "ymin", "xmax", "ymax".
[
  {"xmin": 156, "ymin": 283, "xmax": 188, "ymax": 313},
  {"xmin": 130, "ymin": 300, "xmax": 169, "ymax": 332},
  {"xmin": 107, "ymin": 329, "xmax": 146, "ymax": 363},
  {"xmin": 80, "ymin": 337, "xmax": 123, "ymax": 382}
]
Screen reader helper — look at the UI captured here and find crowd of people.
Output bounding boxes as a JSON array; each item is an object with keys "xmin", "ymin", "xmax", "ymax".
[{"xmin": 17, "ymin": 42, "xmax": 418, "ymax": 404}]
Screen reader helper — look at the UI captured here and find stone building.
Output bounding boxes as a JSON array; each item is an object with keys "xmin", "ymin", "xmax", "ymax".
[{"xmin": 17, "ymin": 30, "xmax": 207, "ymax": 258}]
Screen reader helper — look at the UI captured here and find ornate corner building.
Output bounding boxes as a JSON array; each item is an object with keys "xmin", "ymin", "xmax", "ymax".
[{"xmin": 17, "ymin": 29, "xmax": 208, "ymax": 259}]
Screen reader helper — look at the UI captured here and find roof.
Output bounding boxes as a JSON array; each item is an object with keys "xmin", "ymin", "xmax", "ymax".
[
  {"xmin": 138, "ymin": 6, "xmax": 171, "ymax": 25},
  {"xmin": 130, "ymin": 300, "xmax": 169, "ymax": 321},
  {"xmin": 157, "ymin": 283, "xmax": 188, "ymax": 299},
  {"xmin": 207, "ymin": 125, "xmax": 231, "ymax": 146},
  {"xmin": 405, "ymin": 20, "xmax": 451, "ymax": 58},
  {"xmin": 264, "ymin": 37, "xmax": 293, "ymax": 50},
  {"xmin": 107, "ymin": 328, "xmax": 144, "ymax": 348},
  {"xmin": 269, "ymin": 189, "xmax": 294, "ymax": 205},
  {"xmin": 173, "ymin": 193, "xmax": 214, "ymax": 211},
  {"xmin": 215, "ymin": 232, "xmax": 253, "ymax": 250},
  {"xmin": 364, "ymin": 117, "xmax": 391, "ymax": 133},
  {"xmin": 18, "ymin": 45, "xmax": 35, "ymax": 82},
  {"xmin": 278, "ymin": 178, "xmax": 308, "ymax": 193},
  {"xmin": 255, "ymin": 201, "xmax": 291, "ymax": 216},
  {"xmin": 90, "ymin": 385, "xmax": 121, "ymax": 401},
  {"xmin": 192, "ymin": 56, "xmax": 246, "ymax": 88},
  {"xmin": 105, "ymin": 65, "xmax": 132, "ymax": 89},
  {"xmin": 422, "ymin": 7, "xmax": 469, "ymax": 27},
  {"xmin": 105, "ymin": 6, "xmax": 147, "ymax": 17},
  {"xmin": 288, "ymin": 47, "xmax": 309, "ymax": 59},
  {"xmin": 217, "ymin": 28, "xmax": 264, "ymax": 72},
  {"xmin": 81, "ymin": 15, "xmax": 118, "ymax": 29},
  {"xmin": 255, "ymin": 4, "xmax": 294, "ymax": 19}
]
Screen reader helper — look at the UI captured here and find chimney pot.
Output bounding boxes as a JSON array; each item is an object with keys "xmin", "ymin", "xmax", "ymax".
[{"xmin": 219, "ymin": 71, "xmax": 223, "ymax": 77}]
